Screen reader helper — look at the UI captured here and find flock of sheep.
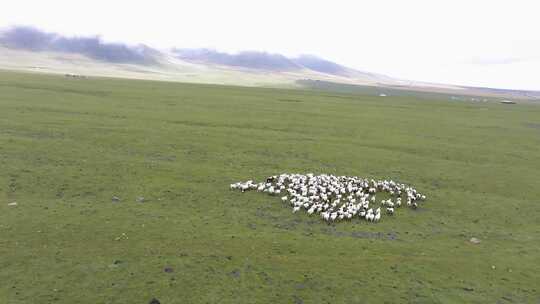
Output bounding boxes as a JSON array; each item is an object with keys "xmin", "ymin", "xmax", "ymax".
[{"xmin": 230, "ymin": 173, "xmax": 426, "ymax": 223}]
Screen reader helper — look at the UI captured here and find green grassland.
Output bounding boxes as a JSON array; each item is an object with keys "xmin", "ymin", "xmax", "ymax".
[{"xmin": 1, "ymin": 71, "xmax": 539, "ymax": 303}]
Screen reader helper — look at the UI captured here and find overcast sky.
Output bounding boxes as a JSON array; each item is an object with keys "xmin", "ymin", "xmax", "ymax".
[{"xmin": 1, "ymin": 0, "xmax": 538, "ymax": 90}]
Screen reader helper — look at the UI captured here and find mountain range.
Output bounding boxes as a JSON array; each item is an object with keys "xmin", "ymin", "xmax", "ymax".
[{"xmin": 1, "ymin": 26, "xmax": 538, "ymax": 100}]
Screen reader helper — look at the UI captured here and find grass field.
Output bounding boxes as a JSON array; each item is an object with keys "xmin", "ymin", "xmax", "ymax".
[{"xmin": 1, "ymin": 71, "xmax": 539, "ymax": 304}]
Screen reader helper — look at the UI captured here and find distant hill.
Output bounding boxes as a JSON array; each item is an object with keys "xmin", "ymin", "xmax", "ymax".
[
  {"xmin": 291, "ymin": 55, "xmax": 351, "ymax": 76},
  {"xmin": 171, "ymin": 49, "xmax": 386, "ymax": 81},
  {"xmin": 172, "ymin": 49, "xmax": 302, "ymax": 71},
  {"xmin": 0, "ymin": 26, "xmax": 538, "ymax": 100}
]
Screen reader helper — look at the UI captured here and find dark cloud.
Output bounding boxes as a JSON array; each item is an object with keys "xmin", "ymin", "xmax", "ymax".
[
  {"xmin": 0, "ymin": 26, "xmax": 160, "ymax": 64},
  {"xmin": 0, "ymin": 26, "xmax": 56, "ymax": 51}
]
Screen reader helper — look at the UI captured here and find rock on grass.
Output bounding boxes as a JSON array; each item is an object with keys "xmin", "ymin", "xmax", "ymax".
[{"xmin": 469, "ymin": 237, "xmax": 481, "ymax": 244}]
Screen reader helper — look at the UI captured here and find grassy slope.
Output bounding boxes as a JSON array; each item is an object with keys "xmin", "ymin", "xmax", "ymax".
[
  {"xmin": 0, "ymin": 47, "xmax": 301, "ymax": 88},
  {"xmin": 0, "ymin": 71, "xmax": 539, "ymax": 304}
]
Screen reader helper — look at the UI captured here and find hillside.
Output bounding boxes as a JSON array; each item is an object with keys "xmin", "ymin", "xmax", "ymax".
[{"xmin": 1, "ymin": 26, "xmax": 538, "ymax": 100}]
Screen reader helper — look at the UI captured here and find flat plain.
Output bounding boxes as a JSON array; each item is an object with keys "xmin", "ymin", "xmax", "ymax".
[{"xmin": 1, "ymin": 71, "xmax": 539, "ymax": 303}]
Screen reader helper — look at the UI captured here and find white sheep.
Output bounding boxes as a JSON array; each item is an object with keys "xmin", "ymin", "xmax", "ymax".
[{"xmin": 230, "ymin": 173, "xmax": 426, "ymax": 224}]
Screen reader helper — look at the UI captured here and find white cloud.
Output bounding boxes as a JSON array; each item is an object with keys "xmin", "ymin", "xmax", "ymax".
[{"xmin": 0, "ymin": 0, "xmax": 538, "ymax": 90}]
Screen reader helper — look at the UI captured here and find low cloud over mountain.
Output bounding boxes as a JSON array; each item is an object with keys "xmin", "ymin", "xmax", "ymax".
[
  {"xmin": 171, "ymin": 48, "xmax": 375, "ymax": 78},
  {"xmin": 0, "ymin": 25, "xmax": 390, "ymax": 87},
  {"xmin": 0, "ymin": 26, "xmax": 159, "ymax": 64},
  {"xmin": 172, "ymin": 48, "xmax": 302, "ymax": 71},
  {"xmin": 1, "ymin": 26, "xmax": 373, "ymax": 77}
]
